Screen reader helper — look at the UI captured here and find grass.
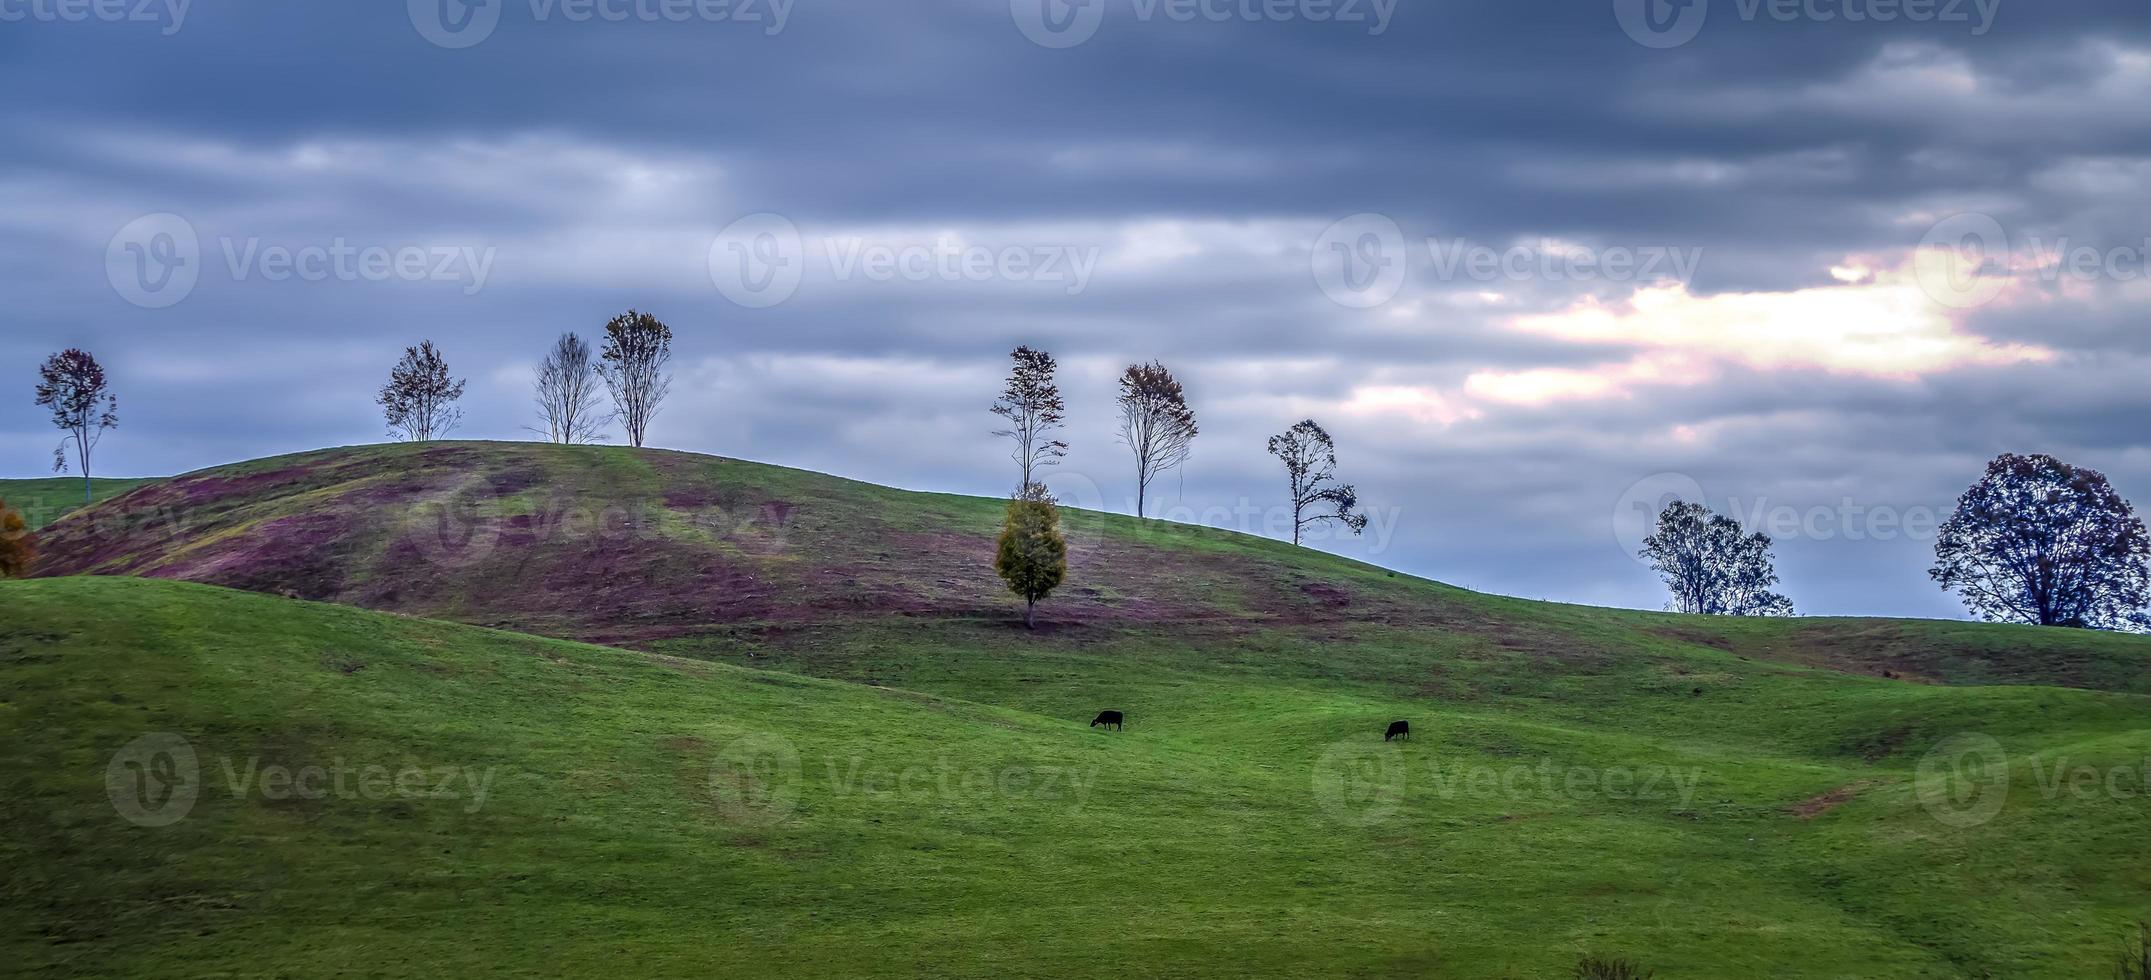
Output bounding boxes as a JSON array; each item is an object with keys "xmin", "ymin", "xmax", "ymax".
[
  {"xmin": 4, "ymin": 576, "xmax": 2150, "ymax": 977},
  {"xmin": 0, "ymin": 476, "xmax": 158, "ymax": 528},
  {"xmin": 28, "ymin": 441, "xmax": 2151, "ymax": 693}
]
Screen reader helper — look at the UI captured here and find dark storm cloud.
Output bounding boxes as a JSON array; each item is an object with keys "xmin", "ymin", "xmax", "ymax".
[{"xmin": 5, "ymin": 0, "xmax": 2150, "ymax": 617}]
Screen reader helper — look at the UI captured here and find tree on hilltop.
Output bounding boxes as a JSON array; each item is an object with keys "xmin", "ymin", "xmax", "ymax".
[
  {"xmin": 1640, "ymin": 500, "xmax": 1792, "ymax": 616},
  {"xmin": 1930, "ymin": 453, "xmax": 2150, "ymax": 629},
  {"xmin": 991, "ymin": 346, "xmax": 1068, "ymax": 497},
  {"xmin": 377, "ymin": 340, "xmax": 466, "ymax": 442},
  {"xmin": 1116, "ymin": 361, "xmax": 1197, "ymax": 518},
  {"xmin": 35, "ymin": 348, "xmax": 119, "ymax": 505},
  {"xmin": 1268, "ymin": 419, "xmax": 1367, "ymax": 547},
  {"xmin": 995, "ymin": 491, "xmax": 1067, "ymax": 629},
  {"xmin": 532, "ymin": 332, "xmax": 609, "ymax": 444},
  {"xmin": 597, "ymin": 310, "xmax": 673, "ymax": 449}
]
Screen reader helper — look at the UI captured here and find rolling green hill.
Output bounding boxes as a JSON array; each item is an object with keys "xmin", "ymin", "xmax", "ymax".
[
  {"xmin": 0, "ymin": 476, "xmax": 158, "ymax": 529},
  {"xmin": 2, "ymin": 577, "xmax": 2148, "ymax": 977},
  {"xmin": 29, "ymin": 441, "xmax": 2151, "ymax": 694},
  {"xmin": 11, "ymin": 443, "xmax": 2151, "ymax": 976}
]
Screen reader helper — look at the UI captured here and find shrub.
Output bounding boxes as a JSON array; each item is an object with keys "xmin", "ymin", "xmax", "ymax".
[
  {"xmin": 0, "ymin": 497, "xmax": 36, "ymax": 579},
  {"xmin": 994, "ymin": 496, "xmax": 1066, "ymax": 629},
  {"xmin": 1574, "ymin": 955, "xmax": 1654, "ymax": 980},
  {"xmin": 2120, "ymin": 922, "xmax": 2151, "ymax": 980}
]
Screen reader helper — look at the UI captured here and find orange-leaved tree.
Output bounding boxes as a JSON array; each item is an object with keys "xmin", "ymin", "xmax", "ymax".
[{"xmin": 0, "ymin": 498, "xmax": 36, "ymax": 579}]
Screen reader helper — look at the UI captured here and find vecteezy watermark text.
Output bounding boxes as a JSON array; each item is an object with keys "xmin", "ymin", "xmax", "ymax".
[
  {"xmin": 1612, "ymin": 472, "xmax": 1945, "ymax": 563},
  {"xmin": 709, "ymin": 214, "xmax": 1101, "ymax": 307},
  {"xmin": 107, "ymin": 733, "xmax": 497, "ymax": 827},
  {"xmin": 1313, "ymin": 738, "xmax": 1704, "ymax": 825},
  {"xmin": 1312, "ymin": 213, "xmax": 1703, "ymax": 309},
  {"xmin": 106, "ymin": 213, "xmax": 496, "ymax": 309},
  {"xmin": 410, "ymin": 0, "xmax": 793, "ymax": 48},
  {"xmin": 0, "ymin": 0, "xmax": 188, "ymax": 34},
  {"xmin": 1615, "ymin": 0, "xmax": 1999, "ymax": 49},
  {"xmin": 707, "ymin": 734, "xmax": 1100, "ymax": 828},
  {"xmin": 1011, "ymin": 0, "xmax": 1397, "ymax": 49}
]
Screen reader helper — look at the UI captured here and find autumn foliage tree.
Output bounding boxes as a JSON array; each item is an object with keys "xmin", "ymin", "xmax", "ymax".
[
  {"xmin": 0, "ymin": 498, "xmax": 34, "ymax": 579},
  {"xmin": 995, "ymin": 492, "xmax": 1068, "ymax": 629},
  {"xmin": 34, "ymin": 348, "xmax": 118, "ymax": 504},
  {"xmin": 1930, "ymin": 453, "xmax": 2151, "ymax": 629},
  {"xmin": 377, "ymin": 340, "xmax": 466, "ymax": 442},
  {"xmin": 1640, "ymin": 500, "xmax": 1793, "ymax": 616},
  {"xmin": 597, "ymin": 310, "xmax": 673, "ymax": 449},
  {"xmin": 991, "ymin": 345, "xmax": 1068, "ymax": 496},
  {"xmin": 1115, "ymin": 361, "xmax": 1197, "ymax": 518},
  {"xmin": 1267, "ymin": 419, "xmax": 1367, "ymax": 546}
]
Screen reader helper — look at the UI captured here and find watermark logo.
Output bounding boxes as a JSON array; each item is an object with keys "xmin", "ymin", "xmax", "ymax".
[
  {"xmin": 1312, "ymin": 737, "xmax": 1408, "ymax": 826},
  {"xmin": 107, "ymin": 732, "xmax": 199, "ymax": 827},
  {"xmin": 1614, "ymin": 0, "xmax": 1708, "ymax": 48},
  {"xmin": 709, "ymin": 213, "xmax": 805, "ymax": 309},
  {"xmin": 1912, "ymin": 211, "xmax": 2151, "ymax": 310},
  {"xmin": 399, "ymin": 482, "xmax": 504, "ymax": 568},
  {"xmin": 106, "ymin": 212, "xmax": 200, "ymax": 309},
  {"xmin": 711, "ymin": 733, "xmax": 802, "ymax": 827},
  {"xmin": 1613, "ymin": 472, "xmax": 1706, "ymax": 559},
  {"xmin": 1915, "ymin": 733, "xmax": 2009, "ymax": 829},
  {"xmin": 1312, "ymin": 213, "xmax": 1407, "ymax": 309},
  {"xmin": 409, "ymin": 0, "xmax": 502, "ymax": 47},
  {"xmin": 1011, "ymin": 0, "xmax": 1104, "ymax": 48},
  {"xmin": 1914, "ymin": 211, "xmax": 2010, "ymax": 310}
]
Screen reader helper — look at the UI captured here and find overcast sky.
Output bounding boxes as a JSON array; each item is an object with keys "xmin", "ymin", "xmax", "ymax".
[{"xmin": 6, "ymin": 0, "xmax": 2150, "ymax": 617}]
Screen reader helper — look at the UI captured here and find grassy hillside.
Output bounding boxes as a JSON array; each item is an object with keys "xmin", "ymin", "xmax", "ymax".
[
  {"xmin": 0, "ymin": 476, "xmax": 158, "ymax": 528},
  {"xmin": 29, "ymin": 441, "xmax": 2151, "ymax": 694},
  {"xmin": 4, "ymin": 577, "xmax": 2149, "ymax": 978}
]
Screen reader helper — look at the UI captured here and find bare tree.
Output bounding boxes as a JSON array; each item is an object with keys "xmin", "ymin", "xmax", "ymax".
[
  {"xmin": 991, "ymin": 345, "xmax": 1068, "ymax": 496},
  {"xmin": 1115, "ymin": 361, "xmax": 1198, "ymax": 518},
  {"xmin": 597, "ymin": 309, "xmax": 673, "ymax": 449},
  {"xmin": 531, "ymin": 332, "xmax": 609, "ymax": 444},
  {"xmin": 377, "ymin": 340, "xmax": 466, "ymax": 442},
  {"xmin": 1641, "ymin": 500, "xmax": 1793, "ymax": 616},
  {"xmin": 34, "ymin": 348, "xmax": 118, "ymax": 504},
  {"xmin": 1267, "ymin": 419, "xmax": 1368, "ymax": 546}
]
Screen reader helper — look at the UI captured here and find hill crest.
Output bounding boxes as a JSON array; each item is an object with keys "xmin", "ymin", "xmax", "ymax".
[{"xmin": 30, "ymin": 440, "xmax": 2151, "ymax": 693}]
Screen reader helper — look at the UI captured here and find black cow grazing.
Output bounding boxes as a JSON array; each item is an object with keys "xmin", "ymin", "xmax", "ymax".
[
  {"xmin": 1384, "ymin": 720, "xmax": 1410, "ymax": 741},
  {"xmin": 1090, "ymin": 710, "xmax": 1125, "ymax": 731}
]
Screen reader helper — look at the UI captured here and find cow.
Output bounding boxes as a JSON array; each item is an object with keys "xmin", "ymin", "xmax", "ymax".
[
  {"xmin": 1090, "ymin": 710, "xmax": 1125, "ymax": 731},
  {"xmin": 1384, "ymin": 720, "xmax": 1410, "ymax": 742}
]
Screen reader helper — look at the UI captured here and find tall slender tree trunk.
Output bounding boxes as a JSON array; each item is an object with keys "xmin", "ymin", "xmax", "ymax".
[{"xmin": 1026, "ymin": 598, "xmax": 1036, "ymax": 629}]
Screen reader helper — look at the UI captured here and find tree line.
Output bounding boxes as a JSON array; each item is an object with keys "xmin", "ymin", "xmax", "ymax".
[
  {"xmin": 12, "ymin": 336, "xmax": 2151, "ymax": 634},
  {"xmin": 379, "ymin": 310, "xmax": 674, "ymax": 448},
  {"xmin": 1637, "ymin": 453, "xmax": 2150, "ymax": 631}
]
